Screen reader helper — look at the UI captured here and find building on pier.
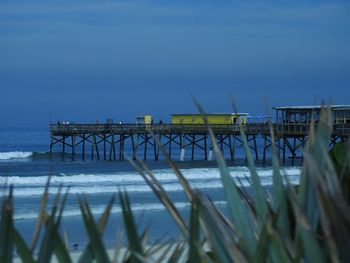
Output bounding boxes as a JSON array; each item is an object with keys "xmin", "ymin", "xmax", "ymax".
[
  {"xmin": 171, "ymin": 113, "xmax": 248, "ymax": 125},
  {"xmin": 274, "ymin": 105, "xmax": 350, "ymax": 125},
  {"xmin": 260, "ymin": 105, "xmax": 350, "ymax": 165},
  {"xmin": 135, "ymin": 115, "xmax": 153, "ymax": 124}
]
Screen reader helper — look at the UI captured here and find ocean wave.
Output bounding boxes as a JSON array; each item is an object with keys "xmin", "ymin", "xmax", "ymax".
[
  {"xmin": 13, "ymin": 200, "xmax": 227, "ymax": 220},
  {"xmin": 1, "ymin": 166, "xmax": 301, "ymax": 197},
  {"xmin": 3, "ymin": 167, "xmax": 301, "ymax": 187},
  {"xmin": 10, "ymin": 174, "xmax": 300, "ymax": 197},
  {"xmin": 0, "ymin": 151, "xmax": 33, "ymax": 160},
  {"xmin": 11, "ymin": 181, "xmax": 224, "ymax": 196}
]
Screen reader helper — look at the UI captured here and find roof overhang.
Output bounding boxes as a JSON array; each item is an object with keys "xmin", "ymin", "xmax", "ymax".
[
  {"xmin": 170, "ymin": 113, "xmax": 249, "ymax": 116},
  {"xmin": 273, "ymin": 105, "xmax": 350, "ymax": 111}
]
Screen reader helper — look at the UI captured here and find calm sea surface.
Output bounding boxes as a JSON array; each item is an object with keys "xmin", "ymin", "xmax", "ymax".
[{"xmin": 0, "ymin": 127, "xmax": 301, "ymax": 250}]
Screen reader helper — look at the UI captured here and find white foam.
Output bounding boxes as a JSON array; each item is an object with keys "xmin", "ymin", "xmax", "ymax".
[
  {"xmin": 11, "ymin": 176, "xmax": 300, "ymax": 197},
  {"xmin": 13, "ymin": 200, "xmax": 227, "ymax": 220},
  {"xmin": 0, "ymin": 151, "xmax": 33, "ymax": 160},
  {"xmin": 4, "ymin": 166, "xmax": 301, "ymax": 197},
  {"xmin": 4, "ymin": 166, "xmax": 301, "ymax": 186},
  {"xmin": 12, "ymin": 181, "xmax": 223, "ymax": 196}
]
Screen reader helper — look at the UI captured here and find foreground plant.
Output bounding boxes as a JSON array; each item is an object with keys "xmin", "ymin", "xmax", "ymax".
[{"xmin": 129, "ymin": 104, "xmax": 350, "ymax": 262}]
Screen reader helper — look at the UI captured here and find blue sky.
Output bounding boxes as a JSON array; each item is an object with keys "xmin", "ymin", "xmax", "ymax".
[{"xmin": 1, "ymin": 0, "xmax": 350, "ymax": 126}]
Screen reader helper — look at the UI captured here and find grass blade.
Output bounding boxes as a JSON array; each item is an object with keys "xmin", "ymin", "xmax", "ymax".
[
  {"xmin": 300, "ymin": 106, "xmax": 332, "ymax": 231},
  {"xmin": 317, "ymin": 183, "xmax": 350, "ymax": 262},
  {"xmin": 232, "ymin": 101, "xmax": 269, "ymax": 225},
  {"xmin": 12, "ymin": 228, "xmax": 35, "ymax": 263},
  {"xmin": 53, "ymin": 188, "xmax": 72, "ymax": 263},
  {"xmin": 187, "ymin": 196, "xmax": 201, "ymax": 263},
  {"xmin": 303, "ymin": 148, "xmax": 349, "ymax": 262},
  {"xmin": 78, "ymin": 196, "xmax": 111, "ymax": 263},
  {"xmin": 112, "ymin": 229, "xmax": 123, "ymax": 263},
  {"xmin": 78, "ymin": 195, "xmax": 115, "ymax": 263},
  {"xmin": 0, "ymin": 186, "xmax": 14, "ymax": 263},
  {"xmin": 268, "ymin": 119, "xmax": 290, "ymax": 235},
  {"xmin": 150, "ymin": 132, "xmax": 194, "ymax": 202},
  {"xmin": 253, "ymin": 210, "xmax": 292, "ymax": 263},
  {"xmin": 288, "ymin": 180, "xmax": 325, "ymax": 263},
  {"xmin": 300, "ymin": 229, "xmax": 325, "ymax": 263},
  {"xmin": 119, "ymin": 191, "xmax": 144, "ymax": 263},
  {"xmin": 197, "ymin": 192, "xmax": 249, "ymax": 263},
  {"xmin": 194, "ymin": 99, "xmax": 257, "ymax": 255},
  {"xmin": 126, "ymin": 155, "xmax": 188, "ymax": 237},
  {"xmin": 167, "ymin": 241, "xmax": 187, "ymax": 263},
  {"xmin": 37, "ymin": 185, "xmax": 63, "ymax": 263},
  {"xmin": 30, "ymin": 175, "xmax": 51, "ymax": 252},
  {"xmin": 53, "ymin": 229, "xmax": 73, "ymax": 263}
]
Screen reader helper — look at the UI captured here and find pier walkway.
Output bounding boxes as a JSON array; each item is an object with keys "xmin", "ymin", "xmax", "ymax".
[{"xmin": 49, "ymin": 123, "xmax": 349, "ymax": 164}]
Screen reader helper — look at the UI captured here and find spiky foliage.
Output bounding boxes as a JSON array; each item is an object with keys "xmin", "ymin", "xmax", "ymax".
[{"xmin": 129, "ymin": 104, "xmax": 350, "ymax": 262}]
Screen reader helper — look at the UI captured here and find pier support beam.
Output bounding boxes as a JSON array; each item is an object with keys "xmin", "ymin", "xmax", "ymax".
[{"xmin": 49, "ymin": 122, "xmax": 347, "ymax": 163}]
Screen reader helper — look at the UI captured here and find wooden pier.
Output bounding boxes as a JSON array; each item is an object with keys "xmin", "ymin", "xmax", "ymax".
[{"xmin": 49, "ymin": 122, "xmax": 349, "ymax": 164}]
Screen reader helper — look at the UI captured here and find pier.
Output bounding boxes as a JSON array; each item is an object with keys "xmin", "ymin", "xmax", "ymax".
[{"xmin": 49, "ymin": 121, "xmax": 349, "ymax": 165}]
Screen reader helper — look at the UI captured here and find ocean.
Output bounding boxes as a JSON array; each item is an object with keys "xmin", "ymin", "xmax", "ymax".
[{"xmin": 0, "ymin": 127, "xmax": 301, "ymax": 250}]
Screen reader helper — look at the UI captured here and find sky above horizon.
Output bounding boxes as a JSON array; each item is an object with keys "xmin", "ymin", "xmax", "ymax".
[{"xmin": 1, "ymin": 0, "xmax": 350, "ymax": 127}]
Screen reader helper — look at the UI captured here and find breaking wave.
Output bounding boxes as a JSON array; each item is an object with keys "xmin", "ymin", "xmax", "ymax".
[
  {"xmin": 0, "ymin": 151, "xmax": 33, "ymax": 160},
  {"xmin": 2, "ymin": 166, "xmax": 301, "ymax": 197},
  {"xmin": 14, "ymin": 200, "xmax": 227, "ymax": 220}
]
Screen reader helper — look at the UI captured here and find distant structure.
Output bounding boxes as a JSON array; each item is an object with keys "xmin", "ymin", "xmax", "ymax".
[
  {"xmin": 265, "ymin": 105, "xmax": 350, "ymax": 163},
  {"xmin": 274, "ymin": 105, "xmax": 350, "ymax": 126},
  {"xmin": 171, "ymin": 113, "xmax": 248, "ymax": 125},
  {"xmin": 49, "ymin": 105, "xmax": 350, "ymax": 164},
  {"xmin": 135, "ymin": 115, "xmax": 153, "ymax": 125}
]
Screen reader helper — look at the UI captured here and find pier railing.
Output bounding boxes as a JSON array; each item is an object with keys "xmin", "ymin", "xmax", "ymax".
[
  {"xmin": 49, "ymin": 123, "xmax": 270, "ymax": 135},
  {"xmin": 275, "ymin": 123, "xmax": 350, "ymax": 136},
  {"xmin": 50, "ymin": 123, "xmax": 350, "ymax": 136}
]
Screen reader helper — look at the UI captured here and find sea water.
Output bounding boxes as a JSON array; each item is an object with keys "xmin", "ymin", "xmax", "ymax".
[{"xmin": 0, "ymin": 127, "xmax": 301, "ymax": 249}]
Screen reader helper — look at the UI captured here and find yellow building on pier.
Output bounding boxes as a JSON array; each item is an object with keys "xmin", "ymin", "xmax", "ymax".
[{"xmin": 171, "ymin": 113, "xmax": 248, "ymax": 125}]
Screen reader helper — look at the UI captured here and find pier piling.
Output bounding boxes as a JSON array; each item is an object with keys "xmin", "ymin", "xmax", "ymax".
[{"xmin": 49, "ymin": 121, "xmax": 349, "ymax": 163}]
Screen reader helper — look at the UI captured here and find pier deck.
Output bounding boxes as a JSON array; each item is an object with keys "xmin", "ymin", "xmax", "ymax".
[{"xmin": 49, "ymin": 123, "xmax": 349, "ymax": 164}]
